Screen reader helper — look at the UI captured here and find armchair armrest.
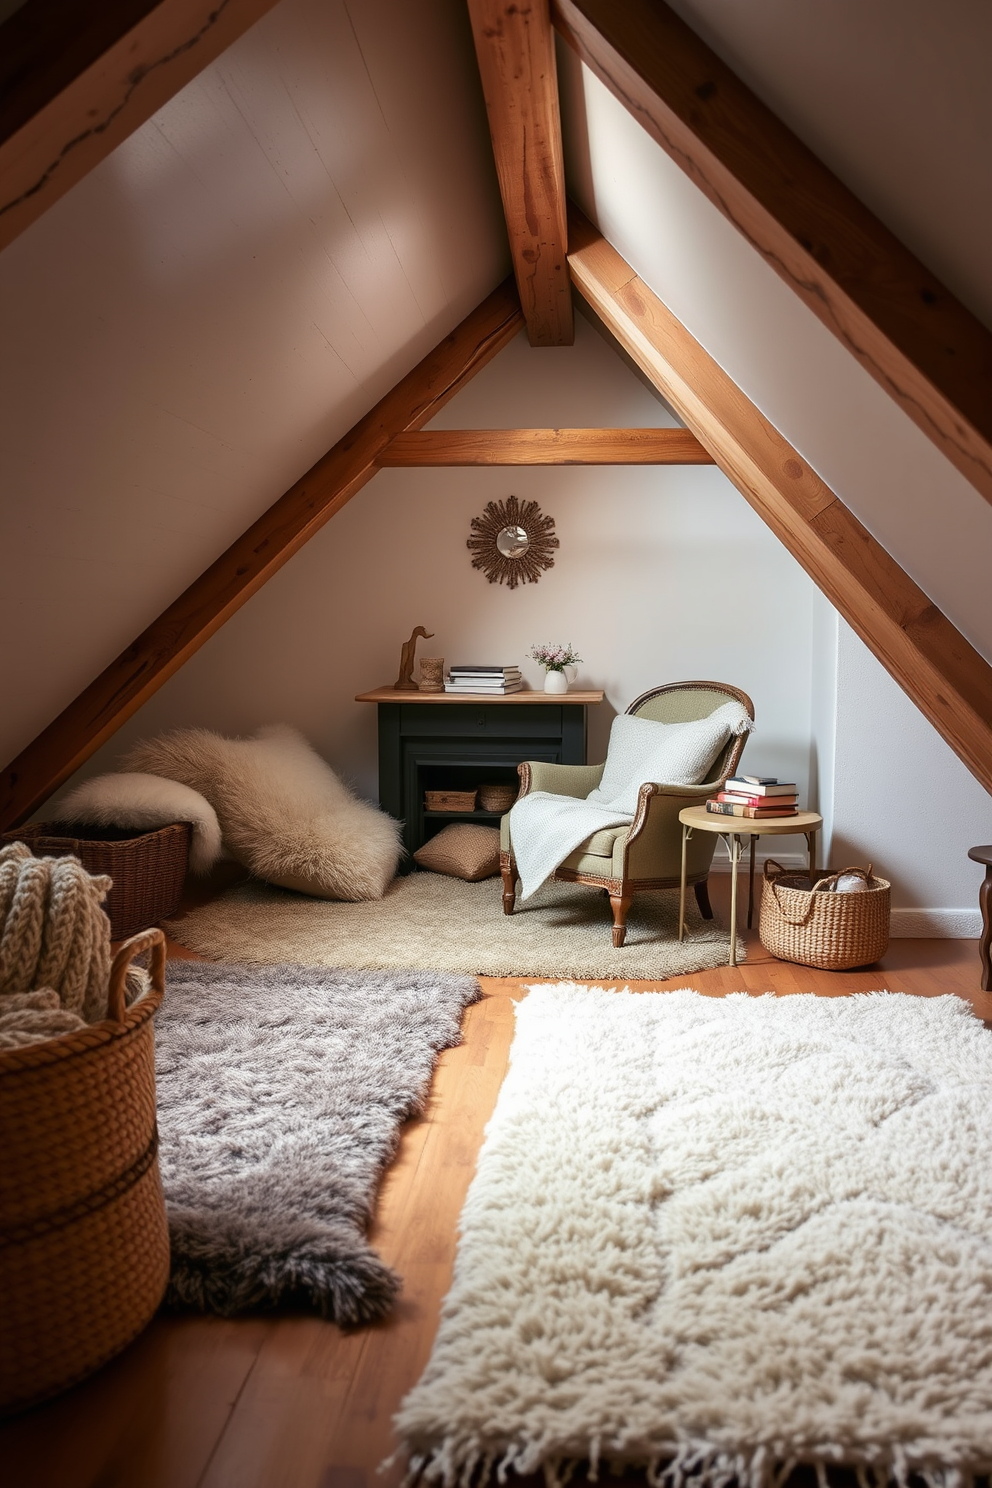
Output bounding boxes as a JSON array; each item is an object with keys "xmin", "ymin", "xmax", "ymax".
[
  {"xmin": 517, "ymin": 760, "xmax": 605, "ymax": 800},
  {"xmin": 623, "ymin": 780, "xmax": 720, "ymax": 881}
]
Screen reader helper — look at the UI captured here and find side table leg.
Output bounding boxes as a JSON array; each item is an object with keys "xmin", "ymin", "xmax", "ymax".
[
  {"xmin": 748, "ymin": 836, "xmax": 757, "ymax": 929},
  {"xmin": 679, "ymin": 825, "xmax": 689, "ymax": 942},
  {"xmin": 728, "ymin": 833, "xmax": 741, "ymax": 967},
  {"xmin": 980, "ymin": 868, "xmax": 992, "ymax": 992},
  {"xmin": 806, "ymin": 831, "xmax": 817, "ymax": 875}
]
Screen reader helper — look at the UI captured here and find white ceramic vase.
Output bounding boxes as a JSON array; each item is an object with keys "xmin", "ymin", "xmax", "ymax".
[{"xmin": 543, "ymin": 669, "xmax": 568, "ymax": 695}]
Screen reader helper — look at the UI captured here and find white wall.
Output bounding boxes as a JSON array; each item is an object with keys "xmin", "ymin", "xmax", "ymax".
[
  {"xmin": 811, "ymin": 609, "xmax": 992, "ymax": 937},
  {"xmin": 51, "ymin": 317, "xmax": 817, "ymax": 836}
]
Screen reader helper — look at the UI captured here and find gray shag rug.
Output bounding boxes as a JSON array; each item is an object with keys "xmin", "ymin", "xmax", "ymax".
[
  {"xmin": 165, "ymin": 872, "xmax": 738, "ymax": 979},
  {"xmin": 154, "ymin": 960, "xmax": 480, "ymax": 1323}
]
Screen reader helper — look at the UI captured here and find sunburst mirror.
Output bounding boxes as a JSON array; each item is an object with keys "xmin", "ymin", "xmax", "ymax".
[{"xmin": 467, "ymin": 495, "xmax": 558, "ymax": 589}]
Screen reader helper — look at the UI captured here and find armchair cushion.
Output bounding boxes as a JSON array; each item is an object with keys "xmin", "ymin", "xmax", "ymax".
[{"xmin": 587, "ymin": 702, "xmax": 752, "ymax": 814}]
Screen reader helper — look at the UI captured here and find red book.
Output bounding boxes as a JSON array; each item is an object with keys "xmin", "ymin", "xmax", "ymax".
[{"xmin": 716, "ymin": 791, "xmax": 798, "ymax": 807}]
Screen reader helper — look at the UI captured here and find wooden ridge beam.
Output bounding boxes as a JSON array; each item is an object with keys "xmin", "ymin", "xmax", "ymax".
[
  {"xmin": 0, "ymin": 0, "xmax": 282, "ymax": 252},
  {"xmin": 0, "ymin": 278, "xmax": 524, "ymax": 830},
  {"xmin": 468, "ymin": 0, "xmax": 572, "ymax": 346},
  {"xmin": 566, "ymin": 205, "xmax": 992, "ymax": 796},
  {"xmin": 553, "ymin": 0, "xmax": 992, "ymax": 506},
  {"xmin": 380, "ymin": 427, "xmax": 712, "ymax": 464}
]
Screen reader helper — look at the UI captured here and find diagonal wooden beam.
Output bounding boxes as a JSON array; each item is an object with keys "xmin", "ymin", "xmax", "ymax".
[
  {"xmin": 554, "ymin": 0, "xmax": 992, "ymax": 507},
  {"xmin": 0, "ymin": 279, "xmax": 524, "ymax": 830},
  {"xmin": 0, "ymin": 0, "xmax": 282, "ymax": 252},
  {"xmin": 380, "ymin": 427, "xmax": 711, "ymax": 464},
  {"xmin": 566, "ymin": 205, "xmax": 992, "ymax": 797},
  {"xmin": 467, "ymin": 0, "xmax": 573, "ymax": 346}
]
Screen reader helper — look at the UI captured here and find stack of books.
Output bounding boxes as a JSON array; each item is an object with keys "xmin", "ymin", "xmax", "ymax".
[
  {"xmin": 706, "ymin": 776, "xmax": 799, "ymax": 819},
  {"xmin": 444, "ymin": 665, "xmax": 523, "ymax": 695}
]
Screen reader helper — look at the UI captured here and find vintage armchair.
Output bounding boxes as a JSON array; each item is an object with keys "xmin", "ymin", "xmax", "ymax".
[{"xmin": 500, "ymin": 681, "xmax": 755, "ymax": 947}]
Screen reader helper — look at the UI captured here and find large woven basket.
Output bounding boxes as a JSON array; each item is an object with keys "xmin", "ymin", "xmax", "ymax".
[
  {"xmin": 759, "ymin": 860, "xmax": 890, "ymax": 970},
  {"xmin": 0, "ymin": 930, "xmax": 170, "ymax": 1415},
  {"xmin": 1, "ymin": 822, "xmax": 190, "ymax": 939}
]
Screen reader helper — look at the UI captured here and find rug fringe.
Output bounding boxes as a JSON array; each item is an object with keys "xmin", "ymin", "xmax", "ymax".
[{"xmin": 397, "ymin": 1438, "xmax": 985, "ymax": 1488}]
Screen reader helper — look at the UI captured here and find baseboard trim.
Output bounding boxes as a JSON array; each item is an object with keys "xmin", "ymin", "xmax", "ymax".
[{"xmin": 889, "ymin": 907, "xmax": 981, "ymax": 939}]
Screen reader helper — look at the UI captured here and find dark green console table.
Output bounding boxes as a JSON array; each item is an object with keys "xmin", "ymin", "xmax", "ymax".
[{"xmin": 356, "ymin": 686, "xmax": 605, "ymax": 860}]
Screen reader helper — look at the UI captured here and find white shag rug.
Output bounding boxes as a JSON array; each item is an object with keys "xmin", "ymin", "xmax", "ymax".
[{"xmin": 396, "ymin": 986, "xmax": 992, "ymax": 1486}]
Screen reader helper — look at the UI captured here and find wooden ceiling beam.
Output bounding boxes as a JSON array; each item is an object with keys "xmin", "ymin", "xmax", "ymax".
[
  {"xmin": 566, "ymin": 206, "xmax": 992, "ymax": 797},
  {"xmin": 467, "ymin": 0, "xmax": 573, "ymax": 346},
  {"xmin": 380, "ymin": 427, "xmax": 712, "ymax": 464},
  {"xmin": 553, "ymin": 0, "xmax": 992, "ymax": 506},
  {"xmin": 0, "ymin": 0, "xmax": 282, "ymax": 252},
  {"xmin": 0, "ymin": 279, "xmax": 524, "ymax": 830}
]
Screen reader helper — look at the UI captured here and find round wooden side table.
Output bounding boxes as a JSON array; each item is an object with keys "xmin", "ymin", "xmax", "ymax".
[
  {"xmin": 678, "ymin": 805, "xmax": 823, "ymax": 967},
  {"xmin": 967, "ymin": 845, "xmax": 992, "ymax": 991}
]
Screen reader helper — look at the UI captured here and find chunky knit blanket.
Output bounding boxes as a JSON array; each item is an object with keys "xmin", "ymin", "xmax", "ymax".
[
  {"xmin": 508, "ymin": 703, "xmax": 752, "ymax": 900},
  {"xmin": 0, "ymin": 841, "xmax": 112, "ymax": 1048}
]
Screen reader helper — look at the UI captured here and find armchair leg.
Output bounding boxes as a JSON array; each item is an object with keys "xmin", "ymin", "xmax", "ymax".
[
  {"xmin": 694, "ymin": 879, "xmax": 714, "ymax": 920},
  {"xmin": 610, "ymin": 891, "xmax": 633, "ymax": 948},
  {"xmin": 501, "ymin": 857, "xmax": 517, "ymax": 915}
]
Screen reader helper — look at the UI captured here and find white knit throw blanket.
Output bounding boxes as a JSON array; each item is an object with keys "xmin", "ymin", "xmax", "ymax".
[{"xmin": 508, "ymin": 704, "xmax": 752, "ymax": 900}]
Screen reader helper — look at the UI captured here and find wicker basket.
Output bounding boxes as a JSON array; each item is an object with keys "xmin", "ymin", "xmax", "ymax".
[
  {"xmin": 477, "ymin": 782, "xmax": 518, "ymax": 813},
  {"xmin": 425, "ymin": 789, "xmax": 477, "ymax": 812},
  {"xmin": 1, "ymin": 822, "xmax": 191, "ymax": 939},
  {"xmin": 759, "ymin": 859, "xmax": 890, "ymax": 970},
  {"xmin": 0, "ymin": 930, "xmax": 170, "ymax": 1415}
]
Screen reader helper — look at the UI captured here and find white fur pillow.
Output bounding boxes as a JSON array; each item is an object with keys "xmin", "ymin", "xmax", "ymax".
[
  {"xmin": 122, "ymin": 725, "xmax": 401, "ymax": 900},
  {"xmin": 58, "ymin": 772, "xmax": 223, "ymax": 874}
]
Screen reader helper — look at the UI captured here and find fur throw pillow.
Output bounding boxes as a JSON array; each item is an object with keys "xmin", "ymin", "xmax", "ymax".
[
  {"xmin": 123, "ymin": 725, "xmax": 401, "ymax": 900},
  {"xmin": 59, "ymin": 772, "xmax": 223, "ymax": 874}
]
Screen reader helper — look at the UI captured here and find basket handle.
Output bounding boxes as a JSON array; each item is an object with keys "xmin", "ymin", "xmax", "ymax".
[{"xmin": 107, "ymin": 927, "xmax": 166, "ymax": 1024}]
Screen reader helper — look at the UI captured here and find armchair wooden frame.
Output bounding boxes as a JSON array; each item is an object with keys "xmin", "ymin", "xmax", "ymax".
[{"xmin": 500, "ymin": 680, "xmax": 755, "ymax": 946}]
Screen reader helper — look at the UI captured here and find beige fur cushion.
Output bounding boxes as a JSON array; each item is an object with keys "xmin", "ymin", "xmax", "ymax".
[
  {"xmin": 123, "ymin": 725, "xmax": 401, "ymax": 900},
  {"xmin": 413, "ymin": 824, "xmax": 501, "ymax": 881}
]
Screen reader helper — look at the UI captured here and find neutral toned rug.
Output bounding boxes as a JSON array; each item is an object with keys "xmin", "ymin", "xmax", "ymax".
[
  {"xmin": 165, "ymin": 873, "xmax": 737, "ymax": 978},
  {"xmin": 396, "ymin": 985, "xmax": 992, "ymax": 1485},
  {"xmin": 155, "ymin": 961, "xmax": 479, "ymax": 1323}
]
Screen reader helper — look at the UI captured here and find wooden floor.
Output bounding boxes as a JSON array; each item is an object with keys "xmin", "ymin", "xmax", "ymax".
[{"xmin": 3, "ymin": 874, "xmax": 990, "ymax": 1488}]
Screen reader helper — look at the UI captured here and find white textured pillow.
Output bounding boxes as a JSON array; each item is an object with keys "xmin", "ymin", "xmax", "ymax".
[
  {"xmin": 122, "ymin": 724, "xmax": 401, "ymax": 900},
  {"xmin": 588, "ymin": 702, "xmax": 751, "ymax": 815},
  {"xmin": 58, "ymin": 771, "xmax": 222, "ymax": 874}
]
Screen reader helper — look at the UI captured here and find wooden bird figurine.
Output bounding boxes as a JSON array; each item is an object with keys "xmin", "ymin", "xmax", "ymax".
[{"xmin": 394, "ymin": 626, "xmax": 434, "ymax": 691}]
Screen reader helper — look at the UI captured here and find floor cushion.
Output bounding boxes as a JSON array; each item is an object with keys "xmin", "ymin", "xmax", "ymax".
[
  {"xmin": 413, "ymin": 824, "xmax": 501, "ymax": 881},
  {"xmin": 123, "ymin": 725, "xmax": 401, "ymax": 900}
]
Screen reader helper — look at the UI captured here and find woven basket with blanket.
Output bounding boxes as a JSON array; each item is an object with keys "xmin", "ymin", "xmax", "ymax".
[{"xmin": 0, "ymin": 842, "xmax": 169, "ymax": 1415}]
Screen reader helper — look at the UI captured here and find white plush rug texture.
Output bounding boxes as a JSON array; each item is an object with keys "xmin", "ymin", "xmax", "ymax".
[
  {"xmin": 165, "ymin": 874, "xmax": 737, "ymax": 979},
  {"xmin": 396, "ymin": 986, "xmax": 992, "ymax": 1486}
]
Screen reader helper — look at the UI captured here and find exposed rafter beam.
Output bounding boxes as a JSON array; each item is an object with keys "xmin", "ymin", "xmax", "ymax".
[
  {"xmin": 0, "ymin": 279, "xmax": 524, "ymax": 829},
  {"xmin": 566, "ymin": 206, "xmax": 992, "ymax": 797},
  {"xmin": 553, "ymin": 0, "xmax": 992, "ymax": 507},
  {"xmin": 468, "ymin": 0, "xmax": 573, "ymax": 346},
  {"xmin": 380, "ymin": 428, "xmax": 711, "ymax": 464},
  {"xmin": 0, "ymin": 0, "xmax": 282, "ymax": 252}
]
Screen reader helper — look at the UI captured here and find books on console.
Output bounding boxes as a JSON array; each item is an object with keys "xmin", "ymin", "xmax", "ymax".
[
  {"xmin": 444, "ymin": 665, "xmax": 524, "ymax": 695},
  {"xmin": 706, "ymin": 775, "xmax": 799, "ymax": 819}
]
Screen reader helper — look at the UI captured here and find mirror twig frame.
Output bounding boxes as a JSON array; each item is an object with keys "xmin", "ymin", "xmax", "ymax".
[{"xmin": 467, "ymin": 494, "xmax": 558, "ymax": 588}]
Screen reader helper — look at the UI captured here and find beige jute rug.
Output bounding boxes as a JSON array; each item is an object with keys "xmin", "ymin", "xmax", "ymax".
[{"xmin": 165, "ymin": 873, "xmax": 738, "ymax": 979}]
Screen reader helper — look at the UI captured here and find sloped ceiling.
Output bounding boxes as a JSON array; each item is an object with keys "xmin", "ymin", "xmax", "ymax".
[
  {"xmin": 2, "ymin": 0, "xmax": 991, "ymax": 771},
  {"xmin": 0, "ymin": 0, "xmax": 508, "ymax": 765}
]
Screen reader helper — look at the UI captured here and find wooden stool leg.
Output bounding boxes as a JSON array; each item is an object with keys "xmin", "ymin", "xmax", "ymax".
[
  {"xmin": 610, "ymin": 891, "xmax": 632, "ymax": 948},
  {"xmin": 980, "ymin": 867, "xmax": 992, "ymax": 992},
  {"xmin": 694, "ymin": 879, "xmax": 713, "ymax": 920}
]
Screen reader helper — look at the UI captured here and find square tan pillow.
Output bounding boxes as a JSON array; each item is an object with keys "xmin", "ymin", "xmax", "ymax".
[{"xmin": 413, "ymin": 823, "xmax": 501, "ymax": 881}]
